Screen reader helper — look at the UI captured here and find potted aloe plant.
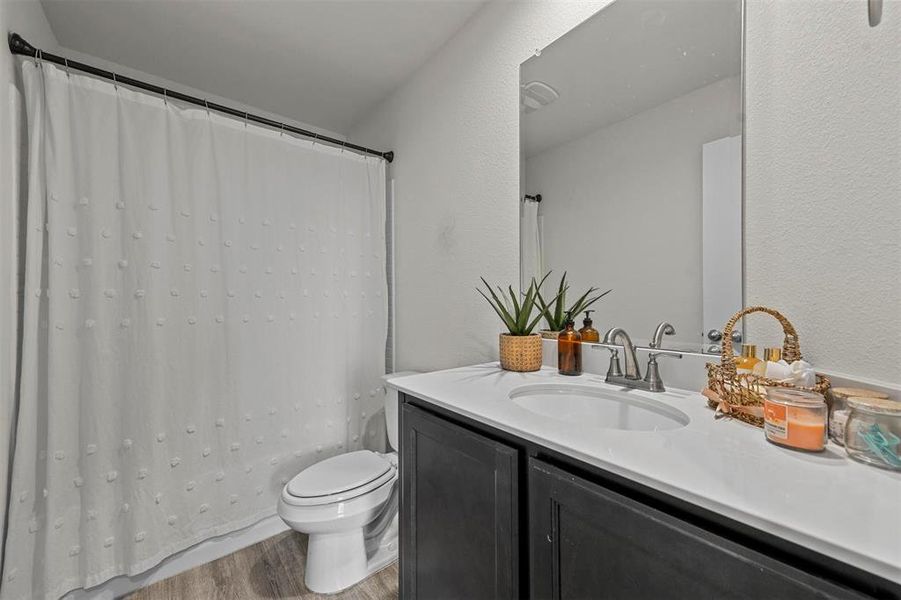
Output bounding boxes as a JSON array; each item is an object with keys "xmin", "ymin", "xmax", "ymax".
[
  {"xmin": 536, "ymin": 272, "xmax": 612, "ymax": 339},
  {"xmin": 477, "ymin": 274, "xmax": 559, "ymax": 372}
]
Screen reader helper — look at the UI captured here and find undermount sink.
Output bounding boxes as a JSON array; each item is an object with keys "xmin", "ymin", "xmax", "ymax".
[{"xmin": 508, "ymin": 383, "xmax": 690, "ymax": 432}]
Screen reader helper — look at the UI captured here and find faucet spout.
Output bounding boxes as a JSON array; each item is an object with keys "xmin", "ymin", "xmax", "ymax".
[{"xmin": 603, "ymin": 327, "xmax": 641, "ymax": 380}]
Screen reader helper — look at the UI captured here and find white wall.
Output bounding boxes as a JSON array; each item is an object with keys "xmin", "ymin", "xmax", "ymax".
[
  {"xmin": 744, "ymin": 0, "xmax": 900, "ymax": 385},
  {"xmin": 353, "ymin": 0, "xmax": 900, "ymax": 385},
  {"xmin": 525, "ymin": 77, "xmax": 740, "ymax": 342},
  {"xmin": 349, "ymin": 0, "xmax": 610, "ymax": 372}
]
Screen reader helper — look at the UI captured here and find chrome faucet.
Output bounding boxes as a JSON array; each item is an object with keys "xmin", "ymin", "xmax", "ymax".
[{"xmin": 591, "ymin": 322, "xmax": 683, "ymax": 392}]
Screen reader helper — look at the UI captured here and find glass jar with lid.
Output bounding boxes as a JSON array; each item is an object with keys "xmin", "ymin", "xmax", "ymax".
[
  {"xmin": 844, "ymin": 397, "xmax": 901, "ymax": 471},
  {"xmin": 827, "ymin": 387, "xmax": 889, "ymax": 446}
]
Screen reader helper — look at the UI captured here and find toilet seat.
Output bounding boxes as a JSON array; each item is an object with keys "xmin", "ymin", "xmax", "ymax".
[{"xmin": 282, "ymin": 450, "xmax": 395, "ymax": 507}]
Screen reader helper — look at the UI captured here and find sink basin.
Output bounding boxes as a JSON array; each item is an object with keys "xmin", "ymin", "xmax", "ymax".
[{"xmin": 508, "ymin": 383, "xmax": 689, "ymax": 431}]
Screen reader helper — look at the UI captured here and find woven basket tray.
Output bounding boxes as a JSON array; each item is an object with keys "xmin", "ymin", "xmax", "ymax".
[{"xmin": 705, "ymin": 306, "xmax": 831, "ymax": 427}]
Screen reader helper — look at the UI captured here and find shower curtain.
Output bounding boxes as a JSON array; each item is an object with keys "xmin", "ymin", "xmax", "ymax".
[
  {"xmin": 520, "ymin": 199, "xmax": 543, "ymax": 291},
  {"xmin": 2, "ymin": 60, "xmax": 387, "ymax": 600}
]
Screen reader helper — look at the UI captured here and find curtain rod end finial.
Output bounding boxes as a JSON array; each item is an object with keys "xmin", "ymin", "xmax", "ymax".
[
  {"xmin": 8, "ymin": 33, "xmax": 37, "ymax": 56},
  {"xmin": 384, "ymin": 151, "xmax": 394, "ymax": 163}
]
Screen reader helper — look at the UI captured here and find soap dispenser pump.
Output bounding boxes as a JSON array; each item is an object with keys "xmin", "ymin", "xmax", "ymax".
[
  {"xmin": 578, "ymin": 310, "xmax": 600, "ymax": 343},
  {"xmin": 558, "ymin": 312, "xmax": 582, "ymax": 376}
]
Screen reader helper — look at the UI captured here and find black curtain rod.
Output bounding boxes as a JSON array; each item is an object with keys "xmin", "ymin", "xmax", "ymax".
[{"xmin": 8, "ymin": 33, "xmax": 394, "ymax": 163}]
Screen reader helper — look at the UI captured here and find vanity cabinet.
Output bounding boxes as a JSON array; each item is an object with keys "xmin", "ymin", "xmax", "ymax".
[
  {"xmin": 399, "ymin": 395, "xmax": 898, "ymax": 600},
  {"xmin": 529, "ymin": 458, "xmax": 861, "ymax": 600},
  {"xmin": 400, "ymin": 402, "xmax": 519, "ymax": 599}
]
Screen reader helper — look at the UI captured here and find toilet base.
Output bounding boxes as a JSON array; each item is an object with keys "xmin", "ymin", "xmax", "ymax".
[{"xmin": 304, "ymin": 516, "xmax": 398, "ymax": 594}]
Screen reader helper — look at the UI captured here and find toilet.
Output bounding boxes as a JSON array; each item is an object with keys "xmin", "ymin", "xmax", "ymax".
[{"xmin": 277, "ymin": 372, "xmax": 415, "ymax": 594}]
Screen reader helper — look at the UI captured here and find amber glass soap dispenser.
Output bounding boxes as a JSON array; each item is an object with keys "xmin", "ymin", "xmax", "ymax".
[
  {"xmin": 558, "ymin": 313, "xmax": 582, "ymax": 376},
  {"xmin": 578, "ymin": 310, "xmax": 600, "ymax": 343}
]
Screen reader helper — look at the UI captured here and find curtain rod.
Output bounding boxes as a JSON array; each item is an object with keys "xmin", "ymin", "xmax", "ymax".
[{"xmin": 8, "ymin": 33, "xmax": 394, "ymax": 163}]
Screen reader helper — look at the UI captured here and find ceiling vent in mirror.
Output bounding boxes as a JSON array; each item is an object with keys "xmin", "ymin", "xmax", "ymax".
[{"xmin": 521, "ymin": 81, "xmax": 559, "ymax": 114}]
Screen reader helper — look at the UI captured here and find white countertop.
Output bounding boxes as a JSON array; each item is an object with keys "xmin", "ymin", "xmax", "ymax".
[{"xmin": 389, "ymin": 363, "xmax": 901, "ymax": 585}]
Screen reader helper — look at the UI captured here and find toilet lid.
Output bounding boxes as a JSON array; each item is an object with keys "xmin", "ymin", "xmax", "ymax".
[{"xmin": 287, "ymin": 450, "xmax": 392, "ymax": 499}]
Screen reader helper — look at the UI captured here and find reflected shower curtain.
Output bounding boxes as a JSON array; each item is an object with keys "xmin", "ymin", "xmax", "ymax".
[
  {"xmin": 2, "ymin": 61, "xmax": 387, "ymax": 600},
  {"xmin": 520, "ymin": 199, "xmax": 543, "ymax": 291}
]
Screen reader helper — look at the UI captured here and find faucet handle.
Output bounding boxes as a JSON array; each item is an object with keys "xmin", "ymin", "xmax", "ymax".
[
  {"xmin": 650, "ymin": 321, "xmax": 675, "ymax": 349},
  {"xmin": 606, "ymin": 349, "xmax": 623, "ymax": 379}
]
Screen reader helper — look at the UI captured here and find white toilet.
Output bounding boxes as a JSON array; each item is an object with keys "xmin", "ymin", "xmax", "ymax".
[{"xmin": 278, "ymin": 372, "xmax": 415, "ymax": 594}]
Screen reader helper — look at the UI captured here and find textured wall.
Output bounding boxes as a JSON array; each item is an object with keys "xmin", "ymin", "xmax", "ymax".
[
  {"xmin": 744, "ymin": 0, "xmax": 901, "ymax": 385},
  {"xmin": 354, "ymin": 0, "xmax": 900, "ymax": 384},
  {"xmin": 349, "ymin": 0, "xmax": 609, "ymax": 371}
]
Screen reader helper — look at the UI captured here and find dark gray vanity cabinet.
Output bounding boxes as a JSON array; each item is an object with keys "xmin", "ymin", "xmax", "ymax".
[
  {"xmin": 400, "ymin": 402, "xmax": 519, "ymax": 600},
  {"xmin": 400, "ymin": 395, "xmax": 896, "ymax": 600},
  {"xmin": 528, "ymin": 458, "xmax": 862, "ymax": 600}
]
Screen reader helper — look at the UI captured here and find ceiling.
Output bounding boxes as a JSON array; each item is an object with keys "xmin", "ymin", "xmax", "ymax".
[
  {"xmin": 522, "ymin": 0, "xmax": 741, "ymax": 158},
  {"xmin": 40, "ymin": 0, "xmax": 486, "ymax": 133}
]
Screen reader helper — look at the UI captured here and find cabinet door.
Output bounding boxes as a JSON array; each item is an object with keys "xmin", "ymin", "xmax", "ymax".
[
  {"xmin": 400, "ymin": 403, "xmax": 519, "ymax": 600},
  {"xmin": 529, "ymin": 458, "xmax": 865, "ymax": 600}
]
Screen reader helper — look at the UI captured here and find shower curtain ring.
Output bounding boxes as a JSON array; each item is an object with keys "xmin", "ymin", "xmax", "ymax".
[
  {"xmin": 244, "ymin": 112, "xmax": 249, "ymax": 128},
  {"xmin": 64, "ymin": 57, "xmax": 70, "ymax": 78},
  {"xmin": 112, "ymin": 72, "xmax": 118, "ymax": 91},
  {"xmin": 279, "ymin": 123, "xmax": 285, "ymax": 138},
  {"xmin": 36, "ymin": 49, "xmax": 42, "ymax": 69},
  {"xmin": 204, "ymin": 99, "xmax": 210, "ymax": 117},
  {"xmin": 311, "ymin": 133, "xmax": 318, "ymax": 147},
  {"xmin": 162, "ymin": 89, "xmax": 167, "ymax": 105}
]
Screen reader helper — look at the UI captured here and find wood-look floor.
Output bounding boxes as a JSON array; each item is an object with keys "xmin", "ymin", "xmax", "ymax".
[{"xmin": 127, "ymin": 531, "xmax": 398, "ymax": 600}]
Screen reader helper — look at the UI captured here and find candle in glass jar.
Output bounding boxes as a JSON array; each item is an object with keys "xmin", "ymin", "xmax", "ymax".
[{"xmin": 763, "ymin": 388, "xmax": 827, "ymax": 452}]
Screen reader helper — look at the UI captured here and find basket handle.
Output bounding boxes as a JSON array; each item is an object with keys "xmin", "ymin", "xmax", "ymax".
[{"xmin": 720, "ymin": 306, "xmax": 801, "ymax": 373}]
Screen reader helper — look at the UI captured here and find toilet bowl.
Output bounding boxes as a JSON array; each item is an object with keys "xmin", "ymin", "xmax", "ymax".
[{"xmin": 277, "ymin": 371, "xmax": 417, "ymax": 594}]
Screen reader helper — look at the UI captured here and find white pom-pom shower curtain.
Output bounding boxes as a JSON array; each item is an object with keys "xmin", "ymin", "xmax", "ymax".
[{"xmin": 1, "ymin": 60, "xmax": 387, "ymax": 600}]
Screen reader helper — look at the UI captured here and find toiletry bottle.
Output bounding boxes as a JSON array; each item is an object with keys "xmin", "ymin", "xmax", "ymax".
[
  {"xmin": 753, "ymin": 347, "xmax": 783, "ymax": 376},
  {"xmin": 558, "ymin": 313, "xmax": 582, "ymax": 376},
  {"xmin": 735, "ymin": 344, "xmax": 760, "ymax": 375},
  {"xmin": 578, "ymin": 310, "xmax": 600, "ymax": 343}
]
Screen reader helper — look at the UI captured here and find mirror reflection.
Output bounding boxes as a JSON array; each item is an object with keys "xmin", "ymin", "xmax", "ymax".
[{"xmin": 521, "ymin": 0, "xmax": 743, "ymax": 353}]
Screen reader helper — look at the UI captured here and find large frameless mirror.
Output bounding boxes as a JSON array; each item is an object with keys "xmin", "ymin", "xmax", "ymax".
[{"xmin": 520, "ymin": 0, "xmax": 743, "ymax": 353}]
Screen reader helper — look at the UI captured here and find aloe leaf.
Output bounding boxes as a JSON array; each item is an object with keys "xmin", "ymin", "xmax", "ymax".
[
  {"xmin": 525, "ymin": 311, "xmax": 545, "ymax": 335},
  {"xmin": 517, "ymin": 284, "xmax": 535, "ymax": 332},
  {"xmin": 526, "ymin": 283, "xmax": 562, "ymax": 334},
  {"xmin": 507, "ymin": 285, "xmax": 521, "ymax": 318},
  {"xmin": 567, "ymin": 287, "xmax": 596, "ymax": 317},
  {"xmin": 553, "ymin": 272, "xmax": 568, "ymax": 328},
  {"xmin": 573, "ymin": 288, "xmax": 613, "ymax": 315},
  {"xmin": 535, "ymin": 289, "xmax": 554, "ymax": 329},
  {"xmin": 554, "ymin": 288, "xmax": 567, "ymax": 328},
  {"xmin": 495, "ymin": 286, "xmax": 513, "ymax": 314},
  {"xmin": 480, "ymin": 278, "xmax": 516, "ymax": 326},
  {"xmin": 477, "ymin": 288, "xmax": 516, "ymax": 333}
]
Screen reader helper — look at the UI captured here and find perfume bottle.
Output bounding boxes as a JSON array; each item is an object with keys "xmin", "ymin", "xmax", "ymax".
[{"xmin": 735, "ymin": 344, "xmax": 761, "ymax": 375}]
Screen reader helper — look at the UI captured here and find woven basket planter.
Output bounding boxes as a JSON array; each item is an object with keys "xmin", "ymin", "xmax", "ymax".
[
  {"xmin": 706, "ymin": 306, "xmax": 830, "ymax": 427},
  {"xmin": 499, "ymin": 333, "xmax": 542, "ymax": 372}
]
